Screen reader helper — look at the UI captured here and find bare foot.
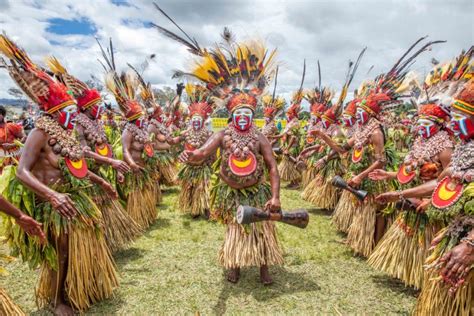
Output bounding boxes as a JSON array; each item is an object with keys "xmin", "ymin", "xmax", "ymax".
[
  {"xmin": 54, "ymin": 303, "xmax": 74, "ymax": 316},
  {"xmin": 227, "ymin": 268, "xmax": 240, "ymax": 283},
  {"xmin": 192, "ymin": 214, "xmax": 200, "ymax": 219},
  {"xmin": 260, "ymin": 265, "xmax": 273, "ymax": 285},
  {"xmin": 204, "ymin": 209, "xmax": 210, "ymax": 220}
]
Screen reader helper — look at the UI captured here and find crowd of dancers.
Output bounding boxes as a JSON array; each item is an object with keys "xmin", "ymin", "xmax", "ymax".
[{"xmin": 0, "ymin": 5, "xmax": 472, "ymax": 316}]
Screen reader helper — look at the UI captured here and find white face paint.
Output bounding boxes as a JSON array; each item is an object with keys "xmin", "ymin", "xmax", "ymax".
[
  {"xmin": 232, "ymin": 107, "xmax": 253, "ymax": 131},
  {"xmin": 191, "ymin": 115, "xmax": 203, "ymax": 130},
  {"xmin": 58, "ymin": 104, "xmax": 78, "ymax": 129}
]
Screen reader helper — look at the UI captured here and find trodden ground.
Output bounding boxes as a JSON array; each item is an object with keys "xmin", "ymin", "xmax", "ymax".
[{"xmin": 1, "ymin": 186, "xmax": 417, "ymax": 314}]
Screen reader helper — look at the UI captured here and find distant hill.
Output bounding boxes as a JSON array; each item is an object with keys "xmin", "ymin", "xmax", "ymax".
[{"xmin": 0, "ymin": 98, "xmax": 27, "ymax": 106}]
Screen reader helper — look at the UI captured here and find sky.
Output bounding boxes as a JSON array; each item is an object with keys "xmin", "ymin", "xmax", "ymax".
[{"xmin": 0, "ymin": 0, "xmax": 472, "ymax": 107}]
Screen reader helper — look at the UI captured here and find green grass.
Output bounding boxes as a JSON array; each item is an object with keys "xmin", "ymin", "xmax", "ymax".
[{"xmin": 0, "ymin": 186, "xmax": 417, "ymax": 314}]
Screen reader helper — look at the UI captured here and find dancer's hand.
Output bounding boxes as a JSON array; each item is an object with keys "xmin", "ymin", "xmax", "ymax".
[
  {"xmin": 439, "ymin": 242, "xmax": 474, "ymax": 283},
  {"xmin": 314, "ymin": 158, "xmax": 326, "ymax": 170},
  {"xmin": 49, "ymin": 193, "xmax": 78, "ymax": 219},
  {"xmin": 16, "ymin": 214, "xmax": 46, "ymax": 244},
  {"xmin": 117, "ymin": 171, "xmax": 125, "ymax": 183},
  {"xmin": 375, "ymin": 191, "xmax": 399, "ymax": 204},
  {"xmin": 265, "ymin": 197, "xmax": 281, "ymax": 213},
  {"xmin": 178, "ymin": 150, "xmax": 193, "ymax": 163},
  {"xmin": 101, "ymin": 181, "xmax": 118, "ymax": 199},
  {"xmin": 111, "ymin": 159, "xmax": 131, "ymax": 174},
  {"xmin": 416, "ymin": 199, "xmax": 431, "ymax": 213},
  {"xmin": 368, "ymin": 169, "xmax": 390, "ymax": 181},
  {"xmin": 129, "ymin": 162, "xmax": 144, "ymax": 173},
  {"xmin": 348, "ymin": 175, "xmax": 362, "ymax": 188}
]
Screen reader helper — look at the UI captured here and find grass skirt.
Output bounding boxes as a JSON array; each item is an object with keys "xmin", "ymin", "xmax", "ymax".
[
  {"xmin": 301, "ymin": 165, "xmax": 319, "ymax": 188},
  {"xmin": 177, "ymin": 164, "xmax": 212, "ymax": 216},
  {"xmin": 36, "ymin": 224, "xmax": 119, "ymax": 311},
  {"xmin": 414, "ymin": 271, "xmax": 473, "ymax": 316},
  {"xmin": 278, "ymin": 156, "xmax": 301, "ymax": 182},
  {"xmin": 92, "ymin": 190, "xmax": 142, "ymax": 252},
  {"xmin": 332, "ymin": 190, "xmax": 359, "ymax": 233},
  {"xmin": 346, "ymin": 197, "xmax": 378, "ymax": 257},
  {"xmin": 302, "ymin": 176, "xmax": 340, "ymax": 210},
  {"xmin": 367, "ymin": 212, "xmax": 434, "ymax": 289},
  {"xmin": 124, "ymin": 172, "xmax": 158, "ymax": 229},
  {"xmin": 210, "ymin": 181, "xmax": 284, "ymax": 268},
  {"xmin": 0, "ymin": 288, "xmax": 25, "ymax": 316},
  {"xmin": 156, "ymin": 151, "xmax": 177, "ymax": 186}
]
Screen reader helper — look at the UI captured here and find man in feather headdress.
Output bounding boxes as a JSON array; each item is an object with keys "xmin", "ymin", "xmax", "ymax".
[
  {"xmin": 0, "ymin": 34, "xmax": 119, "ymax": 315},
  {"xmin": 152, "ymin": 7, "xmax": 284, "ymax": 284},
  {"xmin": 0, "ymin": 105, "xmax": 25, "ymax": 173}
]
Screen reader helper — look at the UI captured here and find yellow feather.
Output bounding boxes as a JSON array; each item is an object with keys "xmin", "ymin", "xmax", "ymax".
[{"xmin": 45, "ymin": 56, "xmax": 67, "ymax": 74}]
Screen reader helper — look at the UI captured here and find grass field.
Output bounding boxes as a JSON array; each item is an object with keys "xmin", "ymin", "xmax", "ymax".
[{"xmin": 1, "ymin": 186, "xmax": 417, "ymax": 314}]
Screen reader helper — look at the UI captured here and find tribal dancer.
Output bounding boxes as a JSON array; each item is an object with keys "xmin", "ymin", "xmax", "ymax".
[
  {"xmin": 46, "ymin": 57, "xmax": 141, "ymax": 252},
  {"xmin": 0, "ymin": 34, "xmax": 118, "ymax": 314},
  {"xmin": 153, "ymin": 8, "xmax": 283, "ymax": 284},
  {"xmin": 278, "ymin": 63, "xmax": 305, "ymax": 189},
  {"xmin": 367, "ymin": 60, "xmax": 465, "ymax": 289},
  {"xmin": 0, "ymin": 105, "xmax": 25, "ymax": 173},
  {"xmin": 312, "ymin": 38, "xmax": 444, "ymax": 256},
  {"xmin": 0, "ymin": 196, "xmax": 46, "ymax": 316},
  {"xmin": 416, "ymin": 78, "xmax": 473, "ymax": 316},
  {"xmin": 303, "ymin": 50, "xmax": 365, "ymax": 210},
  {"xmin": 261, "ymin": 67, "xmax": 285, "ymax": 146},
  {"xmin": 99, "ymin": 39, "xmax": 159, "ymax": 229},
  {"xmin": 168, "ymin": 84, "xmax": 214, "ymax": 218}
]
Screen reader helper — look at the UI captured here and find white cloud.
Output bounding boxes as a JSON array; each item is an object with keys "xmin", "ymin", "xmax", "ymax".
[{"xmin": 0, "ymin": 0, "xmax": 472, "ymax": 107}]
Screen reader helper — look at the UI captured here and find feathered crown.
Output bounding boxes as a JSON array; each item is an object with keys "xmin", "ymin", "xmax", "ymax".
[
  {"xmin": 152, "ymin": 4, "xmax": 277, "ymax": 114},
  {"xmin": 322, "ymin": 47, "xmax": 367, "ymax": 123},
  {"xmin": 286, "ymin": 60, "xmax": 306, "ymax": 119},
  {"xmin": 45, "ymin": 56, "xmax": 102, "ymax": 111},
  {"xmin": 453, "ymin": 78, "xmax": 474, "ymax": 115},
  {"xmin": 304, "ymin": 60, "xmax": 333, "ymax": 116},
  {"xmin": 97, "ymin": 38, "xmax": 144, "ymax": 121},
  {"xmin": 360, "ymin": 37, "xmax": 446, "ymax": 115},
  {"xmin": 0, "ymin": 33, "xmax": 75, "ymax": 114},
  {"xmin": 261, "ymin": 66, "xmax": 284, "ymax": 118},
  {"xmin": 186, "ymin": 83, "xmax": 213, "ymax": 119},
  {"xmin": 128, "ymin": 63, "xmax": 164, "ymax": 120}
]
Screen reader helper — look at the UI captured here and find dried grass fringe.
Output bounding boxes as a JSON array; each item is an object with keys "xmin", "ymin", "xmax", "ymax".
[
  {"xmin": 413, "ymin": 271, "xmax": 473, "ymax": 316},
  {"xmin": 302, "ymin": 177, "xmax": 340, "ymax": 209},
  {"xmin": 347, "ymin": 198, "xmax": 378, "ymax": 257},
  {"xmin": 332, "ymin": 190, "xmax": 358, "ymax": 233},
  {"xmin": 158, "ymin": 163, "xmax": 177, "ymax": 186},
  {"xmin": 219, "ymin": 222, "xmax": 284, "ymax": 269},
  {"xmin": 0, "ymin": 288, "xmax": 25, "ymax": 316},
  {"xmin": 278, "ymin": 156, "xmax": 301, "ymax": 182},
  {"xmin": 126, "ymin": 181, "xmax": 158, "ymax": 229},
  {"xmin": 36, "ymin": 225, "xmax": 119, "ymax": 312},
  {"xmin": 178, "ymin": 179, "xmax": 209, "ymax": 216},
  {"xmin": 368, "ymin": 218, "xmax": 434, "ymax": 289},
  {"xmin": 94, "ymin": 197, "xmax": 142, "ymax": 252},
  {"xmin": 301, "ymin": 166, "xmax": 319, "ymax": 188}
]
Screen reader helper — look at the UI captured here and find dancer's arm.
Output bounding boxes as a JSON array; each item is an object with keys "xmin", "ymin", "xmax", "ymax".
[
  {"xmin": 16, "ymin": 129, "xmax": 77, "ymax": 218},
  {"xmin": 260, "ymin": 133, "xmax": 281, "ymax": 212},
  {"xmin": 179, "ymin": 130, "xmax": 223, "ymax": 164}
]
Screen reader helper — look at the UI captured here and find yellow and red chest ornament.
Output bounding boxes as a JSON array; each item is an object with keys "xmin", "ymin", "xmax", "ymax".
[
  {"xmin": 95, "ymin": 143, "xmax": 113, "ymax": 158},
  {"xmin": 65, "ymin": 157, "xmax": 88, "ymax": 179},
  {"xmin": 432, "ymin": 177, "xmax": 464, "ymax": 209},
  {"xmin": 352, "ymin": 147, "xmax": 364, "ymax": 163},
  {"xmin": 223, "ymin": 125, "xmax": 259, "ymax": 177},
  {"xmin": 397, "ymin": 164, "xmax": 416, "ymax": 184}
]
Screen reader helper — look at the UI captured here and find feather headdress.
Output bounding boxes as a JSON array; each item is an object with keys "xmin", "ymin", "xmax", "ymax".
[
  {"xmin": 46, "ymin": 56, "xmax": 102, "ymax": 111},
  {"xmin": 360, "ymin": 36, "xmax": 446, "ymax": 116},
  {"xmin": 0, "ymin": 33, "xmax": 75, "ymax": 113},
  {"xmin": 152, "ymin": 4, "xmax": 277, "ymax": 113},
  {"xmin": 97, "ymin": 38, "xmax": 144, "ymax": 121}
]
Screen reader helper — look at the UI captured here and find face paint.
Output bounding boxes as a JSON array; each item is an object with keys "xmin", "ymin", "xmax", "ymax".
[
  {"xmin": 58, "ymin": 104, "xmax": 78, "ymax": 129},
  {"xmin": 135, "ymin": 117, "xmax": 145, "ymax": 128},
  {"xmin": 321, "ymin": 118, "xmax": 331, "ymax": 129},
  {"xmin": 416, "ymin": 118, "xmax": 438, "ymax": 138},
  {"xmin": 450, "ymin": 111, "xmax": 474, "ymax": 140},
  {"xmin": 232, "ymin": 107, "xmax": 253, "ymax": 131},
  {"xmin": 90, "ymin": 103, "xmax": 105, "ymax": 120},
  {"xmin": 342, "ymin": 114, "xmax": 355, "ymax": 127},
  {"xmin": 356, "ymin": 107, "xmax": 369, "ymax": 125},
  {"xmin": 191, "ymin": 115, "xmax": 203, "ymax": 130}
]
